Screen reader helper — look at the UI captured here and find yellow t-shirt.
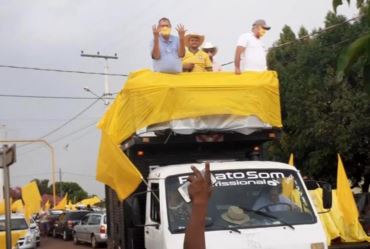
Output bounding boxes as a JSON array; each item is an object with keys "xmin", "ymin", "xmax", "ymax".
[{"xmin": 182, "ymin": 49, "xmax": 212, "ymax": 72}]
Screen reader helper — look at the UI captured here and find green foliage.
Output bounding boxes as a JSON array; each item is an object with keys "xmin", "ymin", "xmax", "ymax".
[
  {"xmin": 55, "ymin": 181, "xmax": 88, "ymax": 203},
  {"xmin": 267, "ymin": 12, "xmax": 370, "ymax": 189},
  {"xmin": 333, "ymin": 0, "xmax": 370, "ymax": 92},
  {"xmin": 31, "ymin": 178, "xmax": 88, "ymax": 202}
]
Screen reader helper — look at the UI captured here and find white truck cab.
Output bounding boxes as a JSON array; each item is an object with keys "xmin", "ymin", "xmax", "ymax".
[{"xmin": 144, "ymin": 161, "xmax": 327, "ymax": 249}]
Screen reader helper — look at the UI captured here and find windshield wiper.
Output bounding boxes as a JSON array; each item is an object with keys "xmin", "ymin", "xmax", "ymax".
[
  {"xmin": 242, "ymin": 208, "xmax": 295, "ymax": 230},
  {"xmin": 208, "ymin": 224, "xmax": 241, "ymax": 234}
]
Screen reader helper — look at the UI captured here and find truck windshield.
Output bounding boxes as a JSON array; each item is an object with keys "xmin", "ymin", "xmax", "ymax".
[{"xmin": 165, "ymin": 168, "xmax": 316, "ymax": 233}]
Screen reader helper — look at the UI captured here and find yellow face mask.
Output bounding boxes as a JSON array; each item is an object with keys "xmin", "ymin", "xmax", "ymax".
[
  {"xmin": 259, "ymin": 27, "xmax": 267, "ymax": 37},
  {"xmin": 160, "ymin": 27, "xmax": 171, "ymax": 36}
]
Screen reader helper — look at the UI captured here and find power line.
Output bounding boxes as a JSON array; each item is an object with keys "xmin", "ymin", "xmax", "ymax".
[
  {"xmin": 0, "ymin": 64, "xmax": 128, "ymax": 77},
  {"xmin": 0, "ymin": 94, "xmax": 115, "ymax": 100}
]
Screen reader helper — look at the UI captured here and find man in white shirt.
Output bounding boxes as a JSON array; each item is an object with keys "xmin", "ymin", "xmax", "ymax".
[{"xmin": 234, "ymin": 19, "xmax": 271, "ymax": 74}]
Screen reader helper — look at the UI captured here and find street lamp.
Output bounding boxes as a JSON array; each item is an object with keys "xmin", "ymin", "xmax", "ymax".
[{"xmin": 0, "ymin": 139, "xmax": 57, "ymax": 206}]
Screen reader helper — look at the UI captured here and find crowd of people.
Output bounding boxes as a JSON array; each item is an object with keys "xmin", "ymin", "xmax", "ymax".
[{"xmin": 151, "ymin": 17, "xmax": 271, "ymax": 74}]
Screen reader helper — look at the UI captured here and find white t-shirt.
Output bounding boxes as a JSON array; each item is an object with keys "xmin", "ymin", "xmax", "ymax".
[{"xmin": 236, "ymin": 32, "xmax": 267, "ymax": 71}]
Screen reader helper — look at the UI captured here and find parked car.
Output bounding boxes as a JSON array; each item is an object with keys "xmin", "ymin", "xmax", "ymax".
[
  {"xmin": 30, "ymin": 218, "xmax": 41, "ymax": 246},
  {"xmin": 73, "ymin": 212, "xmax": 107, "ymax": 248},
  {"xmin": 53, "ymin": 210, "xmax": 90, "ymax": 240},
  {"xmin": 0, "ymin": 213, "xmax": 37, "ymax": 249}
]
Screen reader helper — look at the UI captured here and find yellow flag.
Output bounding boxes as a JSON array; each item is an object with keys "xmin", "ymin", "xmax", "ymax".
[
  {"xmin": 0, "ymin": 200, "xmax": 4, "ymax": 215},
  {"xmin": 11, "ymin": 200, "xmax": 24, "ymax": 213},
  {"xmin": 22, "ymin": 181, "xmax": 42, "ymax": 218},
  {"xmin": 79, "ymin": 196, "xmax": 101, "ymax": 206},
  {"xmin": 336, "ymin": 154, "xmax": 358, "ymax": 225},
  {"xmin": 97, "ymin": 131, "xmax": 142, "ymax": 201},
  {"xmin": 54, "ymin": 194, "xmax": 68, "ymax": 210},
  {"xmin": 288, "ymin": 153, "xmax": 294, "ymax": 166},
  {"xmin": 44, "ymin": 200, "xmax": 50, "ymax": 211}
]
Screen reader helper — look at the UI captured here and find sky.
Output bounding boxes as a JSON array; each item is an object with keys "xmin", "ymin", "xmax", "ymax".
[{"xmin": 0, "ymin": 0, "xmax": 359, "ymax": 199}]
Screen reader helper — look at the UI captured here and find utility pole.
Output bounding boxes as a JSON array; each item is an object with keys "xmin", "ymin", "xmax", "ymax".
[
  {"xmin": 59, "ymin": 168, "xmax": 63, "ymax": 198},
  {"xmin": 1, "ymin": 144, "xmax": 16, "ymax": 249},
  {"xmin": 80, "ymin": 51, "xmax": 118, "ymax": 105}
]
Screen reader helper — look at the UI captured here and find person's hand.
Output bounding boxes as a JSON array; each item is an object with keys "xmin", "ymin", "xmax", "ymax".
[
  {"xmin": 235, "ymin": 67, "xmax": 242, "ymax": 75},
  {"xmin": 188, "ymin": 162, "xmax": 212, "ymax": 206},
  {"xmin": 183, "ymin": 63, "xmax": 194, "ymax": 72},
  {"xmin": 152, "ymin": 24, "xmax": 160, "ymax": 38},
  {"xmin": 176, "ymin": 24, "xmax": 187, "ymax": 38}
]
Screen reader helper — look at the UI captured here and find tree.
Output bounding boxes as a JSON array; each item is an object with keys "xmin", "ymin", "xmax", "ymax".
[
  {"xmin": 267, "ymin": 12, "xmax": 370, "ymax": 190},
  {"xmin": 55, "ymin": 181, "xmax": 88, "ymax": 203},
  {"xmin": 333, "ymin": 0, "xmax": 370, "ymax": 90}
]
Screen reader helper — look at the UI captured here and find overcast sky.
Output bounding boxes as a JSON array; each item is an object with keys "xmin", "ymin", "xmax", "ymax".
[{"xmin": 0, "ymin": 0, "xmax": 358, "ymax": 198}]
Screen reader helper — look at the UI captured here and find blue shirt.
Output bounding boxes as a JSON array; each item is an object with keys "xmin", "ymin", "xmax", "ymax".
[{"xmin": 151, "ymin": 35, "xmax": 182, "ymax": 73}]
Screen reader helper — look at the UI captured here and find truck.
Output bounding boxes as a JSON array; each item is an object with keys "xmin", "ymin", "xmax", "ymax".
[{"xmin": 100, "ymin": 70, "xmax": 365, "ymax": 249}]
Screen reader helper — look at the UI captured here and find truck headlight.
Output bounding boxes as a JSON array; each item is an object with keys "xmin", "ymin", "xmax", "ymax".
[{"xmin": 311, "ymin": 242, "xmax": 325, "ymax": 249}]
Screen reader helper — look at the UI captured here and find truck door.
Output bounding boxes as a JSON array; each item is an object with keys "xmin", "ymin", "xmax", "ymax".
[{"xmin": 145, "ymin": 182, "xmax": 163, "ymax": 249}]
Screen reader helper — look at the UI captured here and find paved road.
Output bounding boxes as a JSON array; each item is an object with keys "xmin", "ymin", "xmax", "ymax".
[{"xmin": 39, "ymin": 236, "xmax": 107, "ymax": 249}]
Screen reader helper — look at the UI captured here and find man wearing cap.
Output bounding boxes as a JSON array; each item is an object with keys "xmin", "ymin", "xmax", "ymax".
[
  {"xmin": 202, "ymin": 42, "xmax": 222, "ymax": 72},
  {"xmin": 234, "ymin": 19, "xmax": 271, "ymax": 74},
  {"xmin": 182, "ymin": 33, "xmax": 213, "ymax": 72},
  {"xmin": 151, "ymin": 17, "xmax": 187, "ymax": 73}
]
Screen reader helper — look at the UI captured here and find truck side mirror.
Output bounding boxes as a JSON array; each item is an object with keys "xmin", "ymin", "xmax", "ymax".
[{"xmin": 322, "ymin": 183, "xmax": 332, "ymax": 209}]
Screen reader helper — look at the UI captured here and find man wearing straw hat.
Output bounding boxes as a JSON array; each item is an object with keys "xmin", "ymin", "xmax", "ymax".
[
  {"xmin": 234, "ymin": 19, "xmax": 271, "ymax": 74},
  {"xmin": 182, "ymin": 33, "xmax": 213, "ymax": 72}
]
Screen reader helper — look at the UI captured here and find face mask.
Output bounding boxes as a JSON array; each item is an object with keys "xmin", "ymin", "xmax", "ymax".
[
  {"xmin": 259, "ymin": 27, "xmax": 267, "ymax": 38},
  {"xmin": 160, "ymin": 27, "xmax": 171, "ymax": 36}
]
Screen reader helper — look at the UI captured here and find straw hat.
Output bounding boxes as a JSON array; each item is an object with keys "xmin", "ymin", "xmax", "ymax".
[
  {"xmin": 203, "ymin": 42, "xmax": 217, "ymax": 50},
  {"xmin": 221, "ymin": 206, "xmax": 250, "ymax": 225},
  {"xmin": 185, "ymin": 33, "xmax": 205, "ymax": 46}
]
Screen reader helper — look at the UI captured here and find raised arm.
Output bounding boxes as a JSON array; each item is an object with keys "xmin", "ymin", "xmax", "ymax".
[
  {"xmin": 151, "ymin": 24, "xmax": 161, "ymax": 60},
  {"xmin": 184, "ymin": 162, "xmax": 212, "ymax": 249},
  {"xmin": 176, "ymin": 24, "xmax": 186, "ymax": 58},
  {"xmin": 234, "ymin": 46, "xmax": 245, "ymax": 74}
]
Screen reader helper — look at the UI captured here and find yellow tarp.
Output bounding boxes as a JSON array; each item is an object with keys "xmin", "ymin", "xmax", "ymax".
[
  {"xmin": 97, "ymin": 69, "xmax": 282, "ymax": 200},
  {"xmin": 0, "ymin": 230, "xmax": 27, "ymax": 249},
  {"xmin": 22, "ymin": 181, "xmax": 41, "ymax": 219}
]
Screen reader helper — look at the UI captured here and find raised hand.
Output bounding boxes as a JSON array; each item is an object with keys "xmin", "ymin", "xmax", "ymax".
[
  {"xmin": 152, "ymin": 24, "xmax": 160, "ymax": 38},
  {"xmin": 176, "ymin": 24, "xmax": 187, "ymax": 38},
  {"xmin": 187, "ymin": 162, "xmax": 212, "ymax": 206}
]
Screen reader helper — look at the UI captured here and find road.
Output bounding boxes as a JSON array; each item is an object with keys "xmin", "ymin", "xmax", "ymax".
[{"xmin": 38, "ymin": 236, "xmax": 107, "ymax": 249}]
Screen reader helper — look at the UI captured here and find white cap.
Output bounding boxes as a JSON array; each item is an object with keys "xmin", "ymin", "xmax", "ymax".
[{"xmin": 203, "ymin": 42, "xmax": 217, "ymax": 49}]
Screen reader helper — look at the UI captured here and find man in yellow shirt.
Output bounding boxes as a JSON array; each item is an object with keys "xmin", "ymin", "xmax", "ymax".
[{"xmin": 183, "ymin": 33, "xmax": 212, "ymax": 72}]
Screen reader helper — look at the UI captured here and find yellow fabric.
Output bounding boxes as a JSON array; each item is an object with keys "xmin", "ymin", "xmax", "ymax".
[
  {"xmin": 0, "ymin": 230, "xmax": 27, "ymax": 249},
  {"xmin": 79, "ymin": 196, "xmax": 101, "ymax": 206},
  {"xmin": 97, "ymin": 69, "xmax": 282, "ymax": 200},
  {"xmin": 182, "ymin": 49, "xmax": 212, "ymax": 72},
  {"xmin": 288, "ymin": 153, "xmax": 294, "ymax": 166},
  {"xmin": 336, "ymin": 154, "xmax": 358, "ymax": 225},
  {"xmin": 282, "ymin": 177, "xmax": 294, "ymax": 198},
  {"xmin": 309, "ymin": 189, "xmax": 340, "ymax": 245},
  {"xmin": 97, "ymin": 131, "xmax": 143, "ymax": 201},
  {"xmin": 54, "ymin": 194, "xmax": 68, "ymax": 210},
  {"xmin": 11, "ymin": 200, "xmax": 24, "ymax": 213},
  {"xmin": 310, "ymin": 188, "xmax": 370, "ymax": 244},
  {"xmin": 22, "ymin": 181, "xmax": 41, "ymax": 219},
  {"xmin": 0, "ymin": 201, "xmax": 4, "ymax": 215}
]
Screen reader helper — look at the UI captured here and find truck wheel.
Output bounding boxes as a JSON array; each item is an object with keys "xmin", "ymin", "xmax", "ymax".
[{"xmin": 91, "ymin": 235, "xmax": 98, "ymax": 248}]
